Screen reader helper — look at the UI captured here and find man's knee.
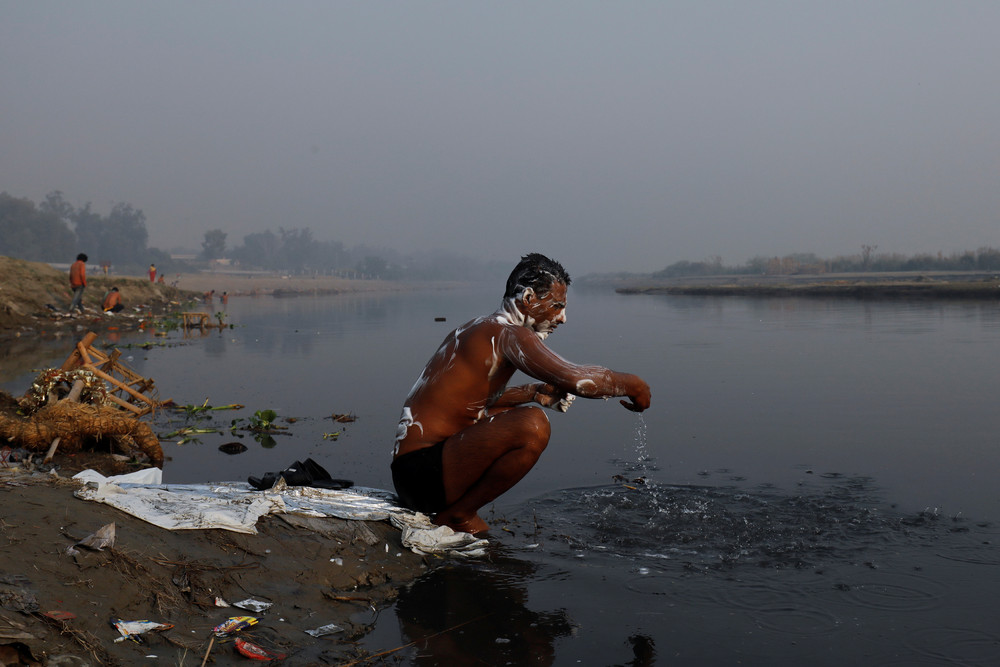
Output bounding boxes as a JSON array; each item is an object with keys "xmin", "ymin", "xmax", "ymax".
[{"xmin": 520, "ymin": 406, "xmax": 551, "ymax": 453}]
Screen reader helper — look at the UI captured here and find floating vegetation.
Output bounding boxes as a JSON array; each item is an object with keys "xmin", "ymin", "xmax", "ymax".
[
  {"xmin": 248, "ymin": 409, "xmax": 282, "ymax": 431},
  {"xmin": 328, "ymin": 413, "xmax": 357, "ymax": 423},
  {"xmin": 322, "ymin": 431, "xmax": 341, "ymax": 441},
  {"xmin": 173, "ymin": 399, "xmax": 245, "ymax": 419},
  {"xmin": 161, "ymin": 426, "xmax": 219, "ymax": 445}
]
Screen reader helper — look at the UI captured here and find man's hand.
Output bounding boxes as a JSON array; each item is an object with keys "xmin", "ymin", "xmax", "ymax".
[
  {"xmin": 534, "ymin": 383, "xmax": 575, "ymax": 413},
  {"xmin": 619, "ymin": 378, "xmax": 651, "ymax": 413}
]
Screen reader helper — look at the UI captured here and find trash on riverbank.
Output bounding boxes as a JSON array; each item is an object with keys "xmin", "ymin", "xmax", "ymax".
[
  {"xmin": 213, "ymin": 616, "xmax": 258, "ymax": 637},
  {"xmin": 0, "ymin": 331, "xmax": 165, "ymax": 468},
  {"xmin": 111, "ymin": 619, "xmax": 174, "ymax": 644},
  {"xmin": 235, "ymin": 637, "xmax": 288, "ymax": 661}
]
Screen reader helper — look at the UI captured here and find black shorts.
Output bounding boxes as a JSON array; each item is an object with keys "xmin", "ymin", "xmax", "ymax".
[{"xmin": 391, "ymin": 442, "xmax": 447, "ymax": 514}]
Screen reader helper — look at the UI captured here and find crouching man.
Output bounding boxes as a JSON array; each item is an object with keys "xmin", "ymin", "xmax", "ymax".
[{"xmin": 392, "ymin": 253, "xmax": 651, "ymax": 534}]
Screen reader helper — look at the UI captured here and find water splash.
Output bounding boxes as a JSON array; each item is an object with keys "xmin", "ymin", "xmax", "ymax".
[{"xmin": 510, "ymin": 473, "xmax": 977, "ymax": 572}]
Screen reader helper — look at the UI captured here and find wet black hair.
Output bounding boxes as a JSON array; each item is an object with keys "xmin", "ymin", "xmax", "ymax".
[
  {"xmin": 76, "ymin": 253, "xmax": 88, "ymax": 262},
  {"xmin": 504, "ymin": 253, "xmax": 571, "ymax": 299}
]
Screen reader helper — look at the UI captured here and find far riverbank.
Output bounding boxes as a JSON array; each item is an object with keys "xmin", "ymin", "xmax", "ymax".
[{"xmin": 615, "ymin": 270, "xmax": 1000, "ymax": 298}]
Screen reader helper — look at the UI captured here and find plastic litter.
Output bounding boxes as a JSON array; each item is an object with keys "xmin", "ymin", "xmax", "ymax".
[
  {"xmin": 42, "ymin": 610, "xmax": 76, "ymax": 622},
  {"xmin": 304, "ymin": 623, "xmax": 343, "ymax": 637},
  {"xmin": 389, "ymin": 514, "xmax": 489, "ymax": 558},
  {"xmin": 213, "ymin": 616, "xmax": 258, "ymax": 637},
  {"xmin": 112, "ymin": 619, "xmax": 174, "ymax": 643},
  {"xmin": 232, "ymin": 598, "xmax": 272, "ymax": 613},
  {"xmin": 0, "ymin": 447, "xmax": 28, "ymax": 468},
  {"xmin": 74, "ymin": 522, "xmax": 116, "ymax": 551},
  {"xmin": 234, "ymin": 638, "xmax": 287, "ymax": 661}
]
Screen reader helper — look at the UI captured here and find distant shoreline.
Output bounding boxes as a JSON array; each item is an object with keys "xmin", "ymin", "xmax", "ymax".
[
  {"xmin": 615, "ymin": 270, "xmax": 1000, "ymax": 299},
  {"xmin": 168, "ymin": 271, "xmax": 411, "ymax": 297}
]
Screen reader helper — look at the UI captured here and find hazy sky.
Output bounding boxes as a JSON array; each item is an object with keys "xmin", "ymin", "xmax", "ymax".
[{"xmin": 2, "ymin": 2, "xmax": 998, "ymax": 274}]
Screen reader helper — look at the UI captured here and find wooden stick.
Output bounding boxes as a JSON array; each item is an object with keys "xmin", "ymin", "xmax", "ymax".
[
  {"xmin": 81, "ymin": 365, "xmax": 154, "ymax": 406},
  {"xmin": 200, "ymin": 635, "xmax": 215, "ymax": 667},
  {"xmin": 75, "ymin": 342, "xmax": 94, "ymax": 366},
  {"xmin": 44, "ymin": 378, "xmax": 88, "ymax": 463},
  {"xmin": 104, "ymin": 393, "xmax": 145, "ymax": 414},
  {"xmin": 43, "ymin": 437, "xmax": 61, "ymax": 464},
  {"xmin": 65, "ymin": 379, "xmax": 86, "ymax": 403},
  {"xmin": 59, "ymin": 332, "xmax": 98, "ymax": 370}
]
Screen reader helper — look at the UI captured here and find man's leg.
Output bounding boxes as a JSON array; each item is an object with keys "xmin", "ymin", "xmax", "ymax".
[
  {"xmin": 69, "ymin": 286, "xmax": 84, "ymax": 312},
  {"xmin": 436, "ymin": 406, "xmax": 550, "ymax": 534}
]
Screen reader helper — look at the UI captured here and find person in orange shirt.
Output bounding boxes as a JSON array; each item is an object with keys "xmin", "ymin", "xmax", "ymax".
[
  {"xmin": 102, "ymin": 287, "xmax": 123, "ymax": 313},
  {"xmin": 68, "ymin": 253, "xmax": 88, "ymax": 312}
]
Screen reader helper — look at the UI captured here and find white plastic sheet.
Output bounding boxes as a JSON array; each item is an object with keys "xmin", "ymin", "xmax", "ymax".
[{"xmin": 72, "ymin": 470, "xmax": 488, "ymax": 557}]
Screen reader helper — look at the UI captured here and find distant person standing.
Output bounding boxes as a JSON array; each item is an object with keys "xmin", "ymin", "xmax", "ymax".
[
  {"xmin": 149, "ymin": 263, "xmax": 157, "ymax": 282},
  {"xmin": 68, "ymin": 253, "xmax": 88, "ymax": 313},
  {"xmin": 102, "ymin": 286, "xmax": 123, "ymax": 313}
]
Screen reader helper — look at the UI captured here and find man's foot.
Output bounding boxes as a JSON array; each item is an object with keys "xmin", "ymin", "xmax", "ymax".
[{"xmin": 433, "ymin": 512, "xmax": 490, "ymax": 535}]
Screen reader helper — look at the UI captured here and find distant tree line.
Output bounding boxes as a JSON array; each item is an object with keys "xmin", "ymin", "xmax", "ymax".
[
  {"xmin": 0, "ymin": 190, "xmax": 170, "ymax": 272},
  {"xmin": 0, "ymin": 189, "xmax": 507, "ymax": 282},
  {"xmin": 654, "ymin": 246, "xmax": 1000, "ymax": 279},
  {"xmin": 219, "ymin": 226, "xmax": 507, "ymax": 282}
]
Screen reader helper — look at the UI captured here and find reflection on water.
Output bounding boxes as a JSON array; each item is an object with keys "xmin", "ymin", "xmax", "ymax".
[
  {"xmin": 391, "ymin": 557, "xmax": 658, "ymax": 667},
  {"xmin": 393, "ymin": 560, "xmax": 575, "ymax": 666}
]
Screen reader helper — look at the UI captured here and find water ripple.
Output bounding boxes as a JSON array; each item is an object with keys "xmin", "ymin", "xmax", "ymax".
[{"xmin": 904, "ymin": 627, "xmax": 1000, "ymax": 665}]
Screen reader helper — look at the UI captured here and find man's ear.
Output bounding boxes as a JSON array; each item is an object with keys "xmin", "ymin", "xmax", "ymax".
[{"xmin": 520, "ymin": 287, "xmax": 535, "ymax": 306}]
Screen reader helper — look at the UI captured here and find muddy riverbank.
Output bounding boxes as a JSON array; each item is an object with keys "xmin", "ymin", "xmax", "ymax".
[{"xmin": 0, "ymin": 257, "xmax": 454, "ymax": 666}]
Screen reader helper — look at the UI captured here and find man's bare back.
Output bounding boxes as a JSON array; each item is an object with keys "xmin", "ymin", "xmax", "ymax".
[{"xmin": 392, "ymin": 254, "xmax": 651, "ymax": 535}]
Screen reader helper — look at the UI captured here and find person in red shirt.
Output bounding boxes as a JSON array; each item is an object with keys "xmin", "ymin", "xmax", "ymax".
[
  {"xmin": 68, "ymin": 253, "xmax": 88, "ymax": 312},
  {"xmin": 149, "ymin": 263, "xmax": 157, "ymax": 282}
]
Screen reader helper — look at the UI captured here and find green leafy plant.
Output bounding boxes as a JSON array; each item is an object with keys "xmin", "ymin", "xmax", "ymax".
[{"xmin": 250, "ymin": 409, "xmax": 278, "ymax": 430}]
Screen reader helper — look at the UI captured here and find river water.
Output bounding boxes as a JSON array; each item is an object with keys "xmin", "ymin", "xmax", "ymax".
[{"xmin": 4, "ymin": 286, "xmax": 1000, "ymax": 665}]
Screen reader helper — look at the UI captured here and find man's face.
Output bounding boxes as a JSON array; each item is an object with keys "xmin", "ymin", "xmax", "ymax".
[{"xmin": 522, "ymin": 281, "xmax": 568, "ymax": 339}]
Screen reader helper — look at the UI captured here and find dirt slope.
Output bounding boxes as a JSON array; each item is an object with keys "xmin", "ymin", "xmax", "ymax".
[{"xmin": 0, "ymin": 256, "xmax": 195, "ymax": 331}]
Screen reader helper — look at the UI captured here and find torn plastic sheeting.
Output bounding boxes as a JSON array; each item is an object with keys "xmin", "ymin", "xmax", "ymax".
[
  {"xmin": 71, "ymin": 470, "xmax": 489, "ymax": 557},
  {"xmin": 389, "ymin": 513, "xmax": 489, "ymax": 558},
  {"xmin": 73, "ymin": 479, "xmax": 282, "ymax": 534},
  {"xmin": 112, "ymin": 620, "xmax": 173, "ymax": 644}
]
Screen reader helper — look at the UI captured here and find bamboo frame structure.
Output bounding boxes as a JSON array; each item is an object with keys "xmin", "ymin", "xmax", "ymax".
[
  {"xmin": 181, "ymin": 312, "xmax": 210, "ymax": 329},
  {"xmin": 59, "ymin": 332, "xmax": 167, "ymax": 416}
]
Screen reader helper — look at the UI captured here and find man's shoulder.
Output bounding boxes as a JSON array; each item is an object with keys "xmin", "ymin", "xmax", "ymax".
[{"xmin": 458, "ymin": 313, "xmax": 538, "ymax": 349}]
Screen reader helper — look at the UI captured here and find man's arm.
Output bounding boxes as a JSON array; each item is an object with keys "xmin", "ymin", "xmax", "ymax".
[
  {"xmin": 498, "ymin": 326, "xmax": 651, "ymax": 411},
  {"xmin": 491, "ymin": 383, "xmax": 574, "ymax": 412}
]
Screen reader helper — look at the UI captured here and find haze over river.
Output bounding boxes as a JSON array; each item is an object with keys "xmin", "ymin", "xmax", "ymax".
[{"xmin": 6, "ymin": 286, "xmax": 1000, "ymax": 665}]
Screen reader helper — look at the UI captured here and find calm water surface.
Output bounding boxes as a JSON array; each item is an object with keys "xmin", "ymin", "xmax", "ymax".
[{"xmin": 5, "ymin": 287, "xmax": 1000, "ymax": 665}]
